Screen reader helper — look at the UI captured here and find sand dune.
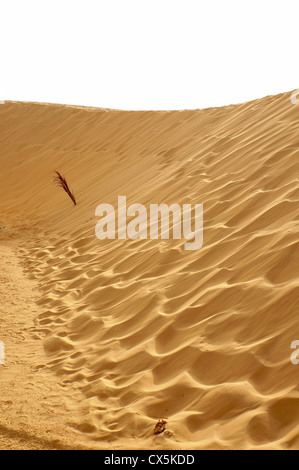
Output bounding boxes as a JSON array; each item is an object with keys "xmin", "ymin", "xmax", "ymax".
[{"xmin": 0, "ymin": 92, "xmax": 299, "ymax": 449}]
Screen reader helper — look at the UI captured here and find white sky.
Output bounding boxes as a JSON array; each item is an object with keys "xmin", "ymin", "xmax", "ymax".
[{"xmin": 1, "ymin": 0, "xmax": 298, "ymax": 110}]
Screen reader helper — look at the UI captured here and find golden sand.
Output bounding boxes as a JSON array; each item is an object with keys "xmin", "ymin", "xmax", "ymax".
[{"xmin": 0, "ymin": 92, "xmax": 299, "ymax": 449}]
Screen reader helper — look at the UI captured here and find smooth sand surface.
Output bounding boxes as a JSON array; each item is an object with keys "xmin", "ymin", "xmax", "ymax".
[{"xmin": 0, "ymin": 92, "xmax": 299, "ymax": 449}]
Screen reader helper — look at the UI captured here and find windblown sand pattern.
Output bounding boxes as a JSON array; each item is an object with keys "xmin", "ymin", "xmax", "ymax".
[{"xmin": 0, "ymin": 92, "xmax": 299, "ymax": 449}]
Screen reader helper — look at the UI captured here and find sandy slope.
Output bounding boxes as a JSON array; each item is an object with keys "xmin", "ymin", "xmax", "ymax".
[
  {"xmin": 0, "ymin": 92, "xmax": 299, "ymax": 449},
  {"xmin": 0, "ymin": 243, "xmax": 93, "ymax": 449}
]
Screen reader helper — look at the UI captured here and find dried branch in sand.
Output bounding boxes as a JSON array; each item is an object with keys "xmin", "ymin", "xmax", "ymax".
[{"xmin": 53, "ymin": 171, "xmax": 77, "ymax": 206}]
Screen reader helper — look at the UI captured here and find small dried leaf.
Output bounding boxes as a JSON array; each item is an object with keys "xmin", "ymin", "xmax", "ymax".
[{"xmin": 154, "ymin": 419, "xmax": 167, "ymax": 435}]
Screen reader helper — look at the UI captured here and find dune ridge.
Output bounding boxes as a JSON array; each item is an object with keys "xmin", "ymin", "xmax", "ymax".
[{"xmin": 0, "ymin": 91, "xmax": 299, "ymax": 449}]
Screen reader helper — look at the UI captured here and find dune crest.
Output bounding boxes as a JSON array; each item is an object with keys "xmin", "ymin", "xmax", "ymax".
[{"xmin": 0, "ymin": 92, "xmax": 299, "ymax": 449}]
